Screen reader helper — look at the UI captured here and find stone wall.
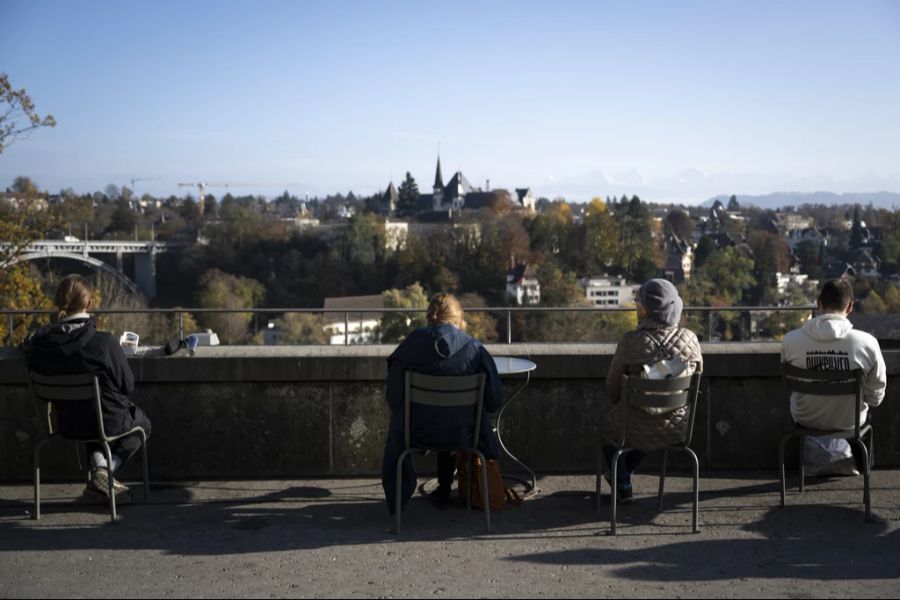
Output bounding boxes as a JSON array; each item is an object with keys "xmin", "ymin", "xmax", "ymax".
[{"xmin": 1, "ymin": 343, "xmax": 898, "ymax": 482}]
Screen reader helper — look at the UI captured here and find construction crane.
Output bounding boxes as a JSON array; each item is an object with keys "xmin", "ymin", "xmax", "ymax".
[
  {"xmin": 129, "ymin": 177, "xmax": 162, "ymax": 198},
  {"xmin": 176, "ymin": 181, "xmax": 297, "ymax": 215}
]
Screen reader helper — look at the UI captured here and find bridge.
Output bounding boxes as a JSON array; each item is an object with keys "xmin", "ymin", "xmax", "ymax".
[{"xmin": 12, "ymin": 240, "xmax": 171, "ymax": 298}]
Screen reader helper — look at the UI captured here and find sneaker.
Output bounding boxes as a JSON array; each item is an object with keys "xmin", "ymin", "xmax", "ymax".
[
  {"xmin": 89, "ymin": 467, "xmax": 130, "ymax": 497},
  {"xmin": 430, "ymin": 485, "xmax": 452, "ymax": 510}
]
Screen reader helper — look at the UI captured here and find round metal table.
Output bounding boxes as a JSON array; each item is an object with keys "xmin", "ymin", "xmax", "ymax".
[{"xmin": 492, "ymin": 356, "xmax": 539, "ymax": 498}]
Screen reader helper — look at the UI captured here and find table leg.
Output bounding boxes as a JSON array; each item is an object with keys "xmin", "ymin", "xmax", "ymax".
[{"xmin": 494, "ymin": 371, "xmax": 539, "ymax": 498}]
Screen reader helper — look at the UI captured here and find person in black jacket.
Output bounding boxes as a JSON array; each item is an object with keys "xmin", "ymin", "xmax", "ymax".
[
  {"xmin": 381, "ymin": 293, "xmax": 504, "ymax": 514},
  {"xmin": 23, "ymin": 275, "xmax": 152, "ymax": 499}
]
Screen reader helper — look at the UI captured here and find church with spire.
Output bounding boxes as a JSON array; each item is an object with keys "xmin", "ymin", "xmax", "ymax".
[{"xmin": 381, "ymin": 155, "xmax": 535, "ymax": 217}]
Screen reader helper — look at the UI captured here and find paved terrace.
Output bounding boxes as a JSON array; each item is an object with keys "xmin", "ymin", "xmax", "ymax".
[
  {"xmin": 2, "ymin": 343, "xmax": 900, "ymax": 596},
  {"xmin": 1, "ymin": 472, "xmax": 899, "ymax": 598}
]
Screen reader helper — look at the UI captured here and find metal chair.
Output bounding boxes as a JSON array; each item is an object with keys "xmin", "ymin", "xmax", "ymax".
[
  {"xmin": 28, "ymin": 371, "xmax": 150, "ymax": 522},
  {"xmin": 394, "ymin": 371, "xmax": 490, "ymax": 534},
  {"xmin": 597, "ymin": 372, "xmax": 702, "ymax": 535},
  {"xmin": 779, "ymin": 364, "xmax": 873, "ymax": 520}
]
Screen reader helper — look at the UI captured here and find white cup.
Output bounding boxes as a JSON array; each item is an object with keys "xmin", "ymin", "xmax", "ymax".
[{"xmin": 120, "ymin": 331, "xmax": 139, "ymax": 355}]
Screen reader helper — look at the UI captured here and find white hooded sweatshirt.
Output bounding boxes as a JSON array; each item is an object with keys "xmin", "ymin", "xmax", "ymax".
[{"xmin": 781, "ymin": 313, "xmax": 886, "ymax": 430}]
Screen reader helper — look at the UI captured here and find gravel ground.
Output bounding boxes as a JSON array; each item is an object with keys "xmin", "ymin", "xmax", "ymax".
[{"xmin": 1, "ymin": 471, "xmax": 899, "ymax": 598}]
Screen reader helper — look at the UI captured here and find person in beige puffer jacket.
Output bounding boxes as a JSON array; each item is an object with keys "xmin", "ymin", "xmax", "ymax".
[{"xmin": 601, "ymin": 278, "xmax": 702, "ymax": 500}]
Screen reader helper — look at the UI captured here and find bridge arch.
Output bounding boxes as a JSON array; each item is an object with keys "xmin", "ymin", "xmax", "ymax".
[{"xmin": 13, "ymin": 252, "xmax": 140, "ymax": 296}]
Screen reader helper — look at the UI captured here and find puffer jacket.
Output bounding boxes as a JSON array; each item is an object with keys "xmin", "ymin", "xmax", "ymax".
[{"xmin": 602, "ymin": 319, "xmax": 703, "ymax": 449}]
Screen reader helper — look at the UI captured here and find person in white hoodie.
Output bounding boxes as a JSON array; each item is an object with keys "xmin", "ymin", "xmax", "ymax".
[{"xmin": 781, "ymin": 278, "xmax": 886, "ymax": 432}]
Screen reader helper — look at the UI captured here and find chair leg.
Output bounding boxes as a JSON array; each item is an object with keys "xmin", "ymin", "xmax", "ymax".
[
  {"xmin": 798, "ymin": 435, "xmax": 806, "ymax": 494},
  {"xmin": 466, "ymin": 453, "xmax": 474, "ymax": 511},
  {"xmin": 103, "ymin": 443, "xmax": 116, "ymax": 522},
  {"xmin": 610, "ymin": 449, "xmax": 625, "ymax": 536},
  {"xmin": 596, "ymin": 448, "xmax": 604, "ymax": 514},
  {"xmin": 778, "ymin": 434, "xmax": 791, "ymax": 508},
  {"xmin": 657, "ymin": 449, "xmax": 669, "ymax": 513},
  {"xmin": 140, "ymin": 432, "xmax": 150, "ymax": 502},
  {"xmin": 685, "ymin": 448, "xmax": 700, "ymax": 534},
  {"xmin": 33, "ymin": 439, "xmax": 48, "ymax": 521},
  {"xmin": 394, "ymin": 450, "xmax": 410, "ymax": 534},
  {"xmin": 867, "ymin": 428, "xmax": 875, "ymax": 470},
  {"xmin": 474, "ymin": 451, "xmax": 491, "ymax": 533},
  {"xmin": 852, "ymin": 439, "xmax": 872, "ymax": 522}
]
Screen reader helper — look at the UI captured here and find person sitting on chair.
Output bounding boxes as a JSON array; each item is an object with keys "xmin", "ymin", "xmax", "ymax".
[
  {"xmin": 381, "ymin": 293, "xmax": 504, "ymax": 513},
  {"xmin": 23, "ymin": 274, "xmax": 152, "ymax": 500},
  {"xmin": 781, "ymin": 278, "xmax": 885, "ymax": 435},
  {"xmin": 602, "ymin": 278, "xmax": 702, "ymax": 502}
]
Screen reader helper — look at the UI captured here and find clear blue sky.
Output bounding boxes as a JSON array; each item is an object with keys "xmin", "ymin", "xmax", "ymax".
[{"xmin": 2, "ymin": 0, "xmax": 899, "ymax": 203}]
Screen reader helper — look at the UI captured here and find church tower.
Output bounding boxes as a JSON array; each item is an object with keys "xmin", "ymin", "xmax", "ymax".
[{"xmin": 432, "ymin": 155, "xmax": 444, "ymax": 210}]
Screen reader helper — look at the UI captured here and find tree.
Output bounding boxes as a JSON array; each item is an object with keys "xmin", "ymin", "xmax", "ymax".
[
  {"xmin": 273, "ymin": 312, "xmax": 328, "ymax": 344},
  {"xmin": 11, "ymin": 175, "xmax": 39, "ymax": 197},
  {"xmin": 397, "ymin": 172, "xmax": 420, "ymax": 216},
  {"xmin": 850, "ymin": 205, "xmax": 865, "ymax": 249},
  {"xmin": 583, "ymin": 198, "xmax": 618, "ymax": 274},
  {"xmin": 0, "ymin": 73, "xmax": 56, "ymax": 155},
  {"xmin": 727, "ymin": 194, "xmax": 740, "ymax": 211},
  {"xmin": 377, "ymin": 282, "xmax": 429, "ymax": 343},
  {"xmin": 666, "ymin": 208, "xmax": 694, "ymax": 241},
  {"xmin": 196, "ymin": 269, "xmax": 265, "ymax": 344},
  {"xmin": 107, "ymin": 198, "xmax": 137, "ymax": 237}
]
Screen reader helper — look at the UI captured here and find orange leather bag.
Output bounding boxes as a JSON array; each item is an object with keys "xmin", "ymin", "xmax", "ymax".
[{"xmin": 456, "ymin": 452, "xmax": 522, "ymax": 510}]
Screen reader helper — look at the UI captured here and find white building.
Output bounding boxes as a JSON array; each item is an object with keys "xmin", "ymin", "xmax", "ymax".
[
  {"xmin": 323, "ymin": 295, "xmax": 384, "ymax": 345},
  {"xmin": 506, "ymin": 262, "xmax": 541, "ymax": 306},
  {"xmin": 580, "ymin": 276, "xmax": 639, "ymax": 307}
]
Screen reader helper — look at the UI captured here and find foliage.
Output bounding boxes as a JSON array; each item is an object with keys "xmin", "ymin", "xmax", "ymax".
[
  {"xmin": 195, "ymin": 269, "xmax": 265, "ymax": 344},
  {"xmin": 397, "ymin": 172, "xmax": 420, "ymax": 216},
  {"xmin": 0, "ymin": 263, "xmax": 51, "ymax": 345},
  {"xmin": 376, "ymin": 282, "xmax": 428, "ymax": 343},
  {"xmin": 273, "ymin": 312, "xmax": 328, "ymax": 344},
  {"xmin": 0, "ymin": 73, "xmax": 56, "ymax": 155}
]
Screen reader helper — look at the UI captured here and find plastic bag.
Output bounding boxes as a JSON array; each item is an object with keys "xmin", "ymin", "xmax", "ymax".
[{"xmin": 804, "ymin": 436, "xmax": 858, "ymax": 476}]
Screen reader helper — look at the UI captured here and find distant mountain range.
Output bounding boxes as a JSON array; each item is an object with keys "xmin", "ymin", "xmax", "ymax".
[{"xmin": 703, "ymin": 192, "xmax": 900, "ymax": 210}]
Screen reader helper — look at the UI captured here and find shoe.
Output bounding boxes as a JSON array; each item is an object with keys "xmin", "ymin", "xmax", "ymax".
[
  {"xmin": 89, "ymin": 467, "xmax": 130, "ymax": 497},
  {"xmin": 430, "ymin": 485, "xmax": 452, "ymax": 510},
  {"xmin": 617, "ymin": 483, "xmax": 634, "ymax": 504},
  {"xmin": 604, "ymin": 473, "xmax": 634, "ymax": 504}
]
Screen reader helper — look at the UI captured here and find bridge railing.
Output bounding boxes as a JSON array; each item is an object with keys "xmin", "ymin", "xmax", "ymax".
[{"xmin": 0, "ymin": 305, "xmax": 816, "ymax": 347}]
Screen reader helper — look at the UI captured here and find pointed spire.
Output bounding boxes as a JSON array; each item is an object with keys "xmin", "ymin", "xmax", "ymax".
[{"xmin": 434, "ymin": 155, "xmax": 443, "ymax": 190}]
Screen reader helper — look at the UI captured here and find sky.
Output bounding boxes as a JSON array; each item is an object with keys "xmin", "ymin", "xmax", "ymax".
[{"xmin": 1, "ymin": 0, "xmax": 899, "ymax": 204}]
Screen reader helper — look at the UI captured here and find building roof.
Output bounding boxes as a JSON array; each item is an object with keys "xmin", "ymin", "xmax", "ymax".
[
  {"xmin": 507, "ymin": 262, "xmax": 529, "ymax": 285},
  {"xmin": 383, "ymin": 181, "xmax": 398, "ymax": 205},
  {"xmin": 849, "ymin": 313, "xmax": 900, "ymax": 346},
  {"xmin": 434, "ymin": 156, "xmax": 443, "ymax": 189},
  {"xmin": 515, "ymin": 188, "xmax": 532, "ymax": 204},
  {"xmin": 445, "ymin": 171, "xmax": 478, "ymax": 196},
  {"xmin": 323, "ymin": 295, "xmax": 385, "ymax": 324}
]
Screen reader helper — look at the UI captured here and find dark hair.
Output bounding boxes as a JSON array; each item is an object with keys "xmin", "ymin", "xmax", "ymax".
[{"xmin": 818, "ymin": 278, "xmax": 854, "ymax": 312}]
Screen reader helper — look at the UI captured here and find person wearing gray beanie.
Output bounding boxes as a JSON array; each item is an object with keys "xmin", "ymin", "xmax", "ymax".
[
  {"xmin": 637, "ymin": 279, "xmax": 684, "ymax": 327},
  {"xmin": 600, "ymin": 278, "xmax": 702, "ymax": 502}
]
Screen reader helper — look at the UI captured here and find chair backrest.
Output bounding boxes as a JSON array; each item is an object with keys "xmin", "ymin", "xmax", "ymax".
[
  {"xmin": 28, "ymin": 371, "xmax": 105, "ymax": 440},
  {"xmin": 403, "ymin": 371, "xmax": 486, "ymax": 451},
  {"xmin": 620, "ymin": 372, "xmax": 702, "ymax": 446},
  {"xmin": 782, "ymin": 363, "xmax": 865, "ymax": 435}
]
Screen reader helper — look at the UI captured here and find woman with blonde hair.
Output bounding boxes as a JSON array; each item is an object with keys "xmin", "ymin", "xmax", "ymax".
[
  {"xmin": 24, "ymin": 274, "xmax": 152, "ymax": 501},
  {"xmin": 382, "ymin": 293, "xmax": 503, "ymax": 513}
]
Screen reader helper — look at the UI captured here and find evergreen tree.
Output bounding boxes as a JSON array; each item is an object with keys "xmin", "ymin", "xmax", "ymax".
[
  {"xmin": 397, "ymin": 172, "xmax": 420, "ymax": 216},
  {"xmin": 850, "ymin": 205, "xmax": 865, "ymax": 249}
]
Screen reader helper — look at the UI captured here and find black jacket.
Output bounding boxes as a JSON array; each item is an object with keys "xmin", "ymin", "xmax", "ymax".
[
  {"xmin": 23, "ymin": 317, "xmax": 136, "ymax": 438},
  {"xmin": 382, "ymin": 324, "xmax": 504, "ymax": 512}
]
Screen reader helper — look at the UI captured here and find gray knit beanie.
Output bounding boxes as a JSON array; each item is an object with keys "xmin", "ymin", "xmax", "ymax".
[{"xmin": 637, "ymin": 278, "xmax": 683, "ymax": 326}]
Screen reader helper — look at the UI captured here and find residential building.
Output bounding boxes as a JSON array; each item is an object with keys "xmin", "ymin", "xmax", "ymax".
[
  {"xmin": 323, "ymin": 295, "xmax": 384, "ymax": 345},
  {"xmin": 580, "ymin": 276, "xmax": 639, "ymax": 307},
  {"xmin": 506, "ymin": 262, "xmax": 541, "ymax": 306}
]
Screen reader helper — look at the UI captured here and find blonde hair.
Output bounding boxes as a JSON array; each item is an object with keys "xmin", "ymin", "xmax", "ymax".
[
  {"xmin": 54, "ymin": 275, "xmax": 93, "ymax": 321},
  {"xmin": 426, "ymin": 293, "xmax": 466, "ymax": 330}
]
